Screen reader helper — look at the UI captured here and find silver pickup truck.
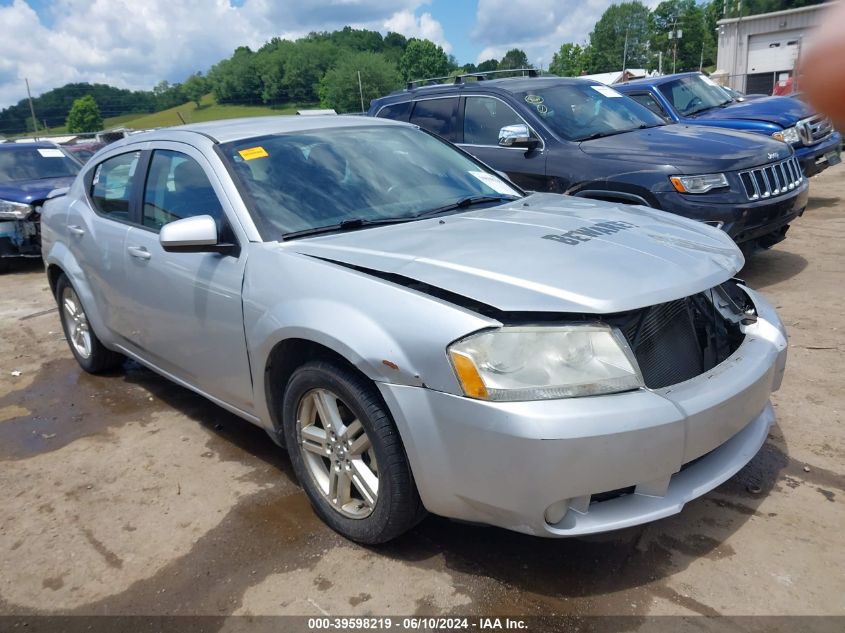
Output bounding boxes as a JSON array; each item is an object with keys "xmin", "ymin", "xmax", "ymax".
[{"xmin": 41, "ymin": 116, "xmax": 787, "ymax": 543}]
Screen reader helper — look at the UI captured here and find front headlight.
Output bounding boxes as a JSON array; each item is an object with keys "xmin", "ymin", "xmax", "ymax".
[
  {"xmin": 0, "ymin": 199, "xmax": 32, "ymax": 220},
  {"xmin": 772, "ymin": 126, "xmax": 801, "ymax": 145},
  {"xmin": 448, "ymin": 325, "xmax": 644, "ymax": 401},
  {"xmin": 669, "ymin": 173, "xmax": 729, "ymax": 194}
]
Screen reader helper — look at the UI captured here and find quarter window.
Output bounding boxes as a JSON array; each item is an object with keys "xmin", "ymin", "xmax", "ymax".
[
  {"xmin": 463, "ymin": 97, "xmax": 525, "ymax": 145},
  {"xmin": 376, "ymin": 101, "xmax": 412, "ymax": 122},
  {"xmin": 409, "ymin": 98, "xmax": 458, "ymax": 140},
  {"xmin": 90, "ymin": 151, "xmax": 141, "ymax": 220},
  {"xmin": 142, "ymin": 150, "xmax": 224, "ymax": 232}
]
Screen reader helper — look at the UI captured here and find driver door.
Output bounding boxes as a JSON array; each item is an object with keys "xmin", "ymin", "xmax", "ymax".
[
  {"xmin": 458, "ymin": 95, "xmax": 547, "ymax": 191},
  {"xmin": 122, "ymin": 143, "xmax": 254, "ymax": 413}
]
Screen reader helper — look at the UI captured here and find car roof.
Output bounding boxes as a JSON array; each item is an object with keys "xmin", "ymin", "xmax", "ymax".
[
  {"xmin": 620, "ymin": 72, "xmax": 701, "ymax": 88},
  {"xmin": 376, "ymin": 76, "xmax": 600, "ymax": 103},
  {"xmin": 113, "ymin": 115, "xmax": 407, "ymax": 146},
  {"xmin": 0, "ymin": 141, "xmax": 61, "ymax": 151}
]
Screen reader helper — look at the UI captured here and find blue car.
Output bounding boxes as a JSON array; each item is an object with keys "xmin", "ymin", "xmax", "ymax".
[
  {"xmin": 616, "ymin": 72, "xmax": 842, "ymax": 177},
  {"xmin": 0, "ymin": 142, "xmax": 80, "ymax": 270},
  {"xmin": 370, "ymin": 74, "xmax": 808, "ymax": 252}
]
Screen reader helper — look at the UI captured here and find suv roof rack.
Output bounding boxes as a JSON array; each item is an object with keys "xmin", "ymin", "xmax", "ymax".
[{"xmin": 406, "ymin": 67, "xmax": 541, "ymax": 90}]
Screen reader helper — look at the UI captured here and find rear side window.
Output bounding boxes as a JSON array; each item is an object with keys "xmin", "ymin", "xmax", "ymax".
[
  {"xmin": 375, "ymin": 101, "xmax": 412, "ymax": 121},
  {"xmin": 463, "ymin": 96, "xmax": 525, "ymax": 145},
  {"xmin": 628, "ymin": 93, "xmax": 669, "ymax": 118},
  {"xmin": 142, "ymin": 150, "xmax": 224, "ymax": 232},
  {"xmin": 409, "ymin": 98, "xmax": 458, "ymax": 140},
  {"xmin": 90, "ymin": 151, "xmax": 141, "ymax": 220}
]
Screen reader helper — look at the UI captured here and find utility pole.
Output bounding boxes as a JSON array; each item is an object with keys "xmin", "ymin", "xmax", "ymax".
[
  {"xmin": 668, "ymin": 18, "xmax": 682, "ymax": 73},
  {"xmin": 357, "ymin": 71, "xmax": 365, "ymax": 114},
  {"xmin": 25, "ymin": 78, "xmax": 38, "ymax": 136},
  {"xmin": 622, "ymin": 28, "xmax": 629, "ymax": 74}
]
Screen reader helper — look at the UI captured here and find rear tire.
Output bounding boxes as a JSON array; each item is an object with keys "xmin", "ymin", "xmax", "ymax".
[
  {"xmin": 282, "ymin": 360, "xmax": 425, "ymax": 544},
  {"xmin": 56, "ymin": 274, "xmax": 124, "ymax": 374}
]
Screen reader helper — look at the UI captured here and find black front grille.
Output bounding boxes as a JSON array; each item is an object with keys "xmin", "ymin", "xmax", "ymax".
[
  {"xmin": 621, "ymin": 299, "xmax": 703, "ymax": 389},
  {"xmin": 609, "ymin": 283, "xmax": 750, "ymax": 390},
  {"xmin": 739, "ymin": 156, "xmax": 803, "ymax": 200}
]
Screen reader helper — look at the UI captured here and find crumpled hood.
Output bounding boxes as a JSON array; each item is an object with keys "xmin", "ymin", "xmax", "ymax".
[
  {"xmin": 578, "ymin": 124, "xmax": 789, "ymax": 172},
  {"xmin": 284, "ymin": 193, "xmax": 744, "ymax": 314},
  {"xmin": 692, "ymin": 96, "xmax": 812, "ymax": 128},
  {"xmin": 0, "ymin": 176, "xmax": 75, "ymax": 205}
]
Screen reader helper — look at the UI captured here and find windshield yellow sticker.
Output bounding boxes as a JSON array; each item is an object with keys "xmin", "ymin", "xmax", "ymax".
[{"xmin": 239, "ymin": 146, "xmax": 269, "ymax": 160}]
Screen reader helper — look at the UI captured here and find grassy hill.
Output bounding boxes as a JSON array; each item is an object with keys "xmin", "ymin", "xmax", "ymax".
[{"xmin": 26, "ymin": 94, "xmax": 306, "ymax": 137}]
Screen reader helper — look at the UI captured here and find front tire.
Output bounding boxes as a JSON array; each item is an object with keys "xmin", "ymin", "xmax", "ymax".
[
  {"xmin": 282, "ymin": 360, "xmax": 425, "ymax": 544},
  {"xmin": 56, "ymin": 274, "xmax": 124, "ymax": 374}
]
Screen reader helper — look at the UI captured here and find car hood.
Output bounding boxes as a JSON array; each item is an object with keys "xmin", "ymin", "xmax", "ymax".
[
  {"xmin": 0, "ymin": 176, "xmax": 76, "ymax": 205},
  {"xmin": 578, "ymin": 124, "xmax": 789, "ymax": 172},
  {"xmin": 691, "ymin": 96, "xmax": 812, "ymax": 128},
  {"xmin": 283, "ymin": 193, "xmax": 743, "ymax": 314}
]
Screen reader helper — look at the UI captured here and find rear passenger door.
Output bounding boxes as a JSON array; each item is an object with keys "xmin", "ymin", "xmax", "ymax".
[
  {"xmin": 70, "ymin": 149, "xmax": 142, "ymax": 340},
  {"xmin": 408, "ymin": 97, "xmax": 459, "ymax": 141},
  {"xmin": 121, "ymin": 144, "xmax": 254, "ymax": 412},
  {"xmin": 458, "ymin": 95, "xmax": 547, "ymax": 191}
]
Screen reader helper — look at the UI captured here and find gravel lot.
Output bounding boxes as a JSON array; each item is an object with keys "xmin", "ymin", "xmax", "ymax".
[{"xmin": 0, "ymin": 165, "xmax": 842, "ymax": 625}]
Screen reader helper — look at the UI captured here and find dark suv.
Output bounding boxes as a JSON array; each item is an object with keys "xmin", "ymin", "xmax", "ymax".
[{"xmin": 369, "ymin": 74, "xmax": 809, "ymax": 250}]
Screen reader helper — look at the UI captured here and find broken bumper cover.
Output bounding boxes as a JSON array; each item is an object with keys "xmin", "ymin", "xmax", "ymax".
[{"xmin": 378, "ymin": 287, "xmax": 787, "ymax": 537}]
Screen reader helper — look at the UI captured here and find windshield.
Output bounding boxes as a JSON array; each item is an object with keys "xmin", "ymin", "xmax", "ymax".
[
  {"xmin": 220, "ymin": 125, "xmax": 521, "ymax": 239},
  {"xmin": 0, "ymin": 147, "xmax": 80, "ymax": 182},
  {"xmin": 658, "ymin": 75, "xmax": 733, "ymax": 116},
  {"xmin": 513, "ymin": 82, "xmax": 665, "ymax": 142}
]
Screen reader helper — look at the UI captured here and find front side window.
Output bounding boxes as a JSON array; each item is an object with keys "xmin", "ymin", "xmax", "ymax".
[
  {"xmin": 409, "ymin": 98, "xmax": 458, "ymax": 139},
  {"xmin": 0, "ymin": 147, "xmax": 80, "ymax": 182},
  {"xmin": 142, "ymin": 150, "xmax": 224, "ymax": 232},
  {"xmin": 463, "ymin": 97, "xmax": 526, "ymax": 145},
  {"xmin": 628, "ymin": 93, "xmax": 669, "ymax": 118},
  {"xmin": 658, "ymin": 75, "xmax": 733, "ymax": 116},
  {"xmin": 220, "ymin": 125, "xmax": 520, "ymax": 239},
  {"xmin": 513, "ymin": 83, "xmax": 665, "ymax": 142},
  {"xmin": 90, "ymin": 151, "xmax": 140, "ymax": 219}
]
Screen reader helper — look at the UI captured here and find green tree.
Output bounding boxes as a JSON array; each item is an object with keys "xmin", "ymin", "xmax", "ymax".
[
  {"xmin": 283, "ymin": 41, "xmax": 339, "ymax": 102},
  {"xmin": 498, "ymin": 48, "xmax": 531, "ymax": 70},
  {"xmin": 476, "ymin": 59, "xmax": 499, "ymax": 73},
  {"xmin": 588, "ymin": 1, "xmax": 652, "ymax": 72},
  {"xmin": 182, "ymin": 73, "xmax": 208, "ymax": 108},
  {"xmin": 549, "ymin": 43, "xmax": 590, "ymax": 76},
  {"xmin": 650, "ymin": 0, "xmax": 709, "ymax": 73},
  {"xmin": 399, "ymin": 39, "xmax": 451, "ymax": 81},
  {"xmin": 65, "ymin": 95, "xmax": 103, "ymax": 133},
  {"xmin": 319, "ymin": 52, "xmax": 402, "ymax": 113},
  {"xmin": 208, "ymin": 46, "xmax": 262, "ymax": 103}
]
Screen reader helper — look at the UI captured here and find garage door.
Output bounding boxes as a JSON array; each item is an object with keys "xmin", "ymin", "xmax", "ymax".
[{"xmin": 747, "ymin": 30, "xmax": 804, "ymax": 74}]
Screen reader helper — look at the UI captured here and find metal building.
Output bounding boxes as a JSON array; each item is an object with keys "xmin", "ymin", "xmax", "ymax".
[{"xmin": 716, "ymin": 3, "xmax": 834, "ymax": 95}]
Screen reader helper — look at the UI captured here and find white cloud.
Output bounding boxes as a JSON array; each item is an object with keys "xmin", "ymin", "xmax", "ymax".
[
  {"xmin": 0, "ymin": 0, "xmax": 440, "ymax": 111},
  {"xmin": 472, "ymin": 0, "xmax": 622, "ymax": 68},
  {"xmin": 384, "ymin": 10, "xmax": 452, "ymax": 53}
]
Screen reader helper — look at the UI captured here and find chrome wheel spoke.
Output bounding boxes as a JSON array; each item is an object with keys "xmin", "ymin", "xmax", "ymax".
[
  {"xmin": 313, "ymin": 389, "xmax": 347, "ymax": 436},
  {"xmin": 62, "ymin": 287, "xmax": 92, "ymax": 359},
  {"xmin": 328, "ymin": 465, "xmax": 352, "ymax": 508},
  {"xmin": 346, "ymin": 421, "xmax": 371, "ymax": 456},
  {"xmin": 349, "ymin": 459, "xmax": 378, "ymax": 507},
  {"xmin": 301, "ymin": 425, "xmax": 330, "ymax": 456}
]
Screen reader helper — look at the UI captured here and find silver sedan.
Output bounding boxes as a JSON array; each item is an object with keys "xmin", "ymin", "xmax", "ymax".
[{"xmin": 41, "ymin": 116, "xmax": 787, "ymax": 543}]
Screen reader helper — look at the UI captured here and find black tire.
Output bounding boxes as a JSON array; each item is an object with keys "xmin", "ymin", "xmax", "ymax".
[
  {"xmin": 282, "ymin": 360, "xmax": 425, "ymax": 544},
  {"xmin": 55, "ymin": 273, "xmax": 124, "ymax": 374}
]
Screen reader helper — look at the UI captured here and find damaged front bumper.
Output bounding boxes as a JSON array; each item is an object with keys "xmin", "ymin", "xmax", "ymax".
[
  {"xmin": 378, "ymin": 287, "xmax": 787, "ymax": 537},
  {"xmin": 0, "ymin": 216, "xmax": 41, "ymax": 258}
]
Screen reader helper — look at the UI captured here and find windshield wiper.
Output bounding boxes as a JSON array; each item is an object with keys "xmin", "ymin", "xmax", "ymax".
[
  {"xmin": 579, "ymin": 124, "xmax": 656, "ymax": 141},
  {"xmin": 282, "ymin": 216, "xmax": 414, "ymax": 240},
  {"xmin": 414, "ymin": 194, "xmax": 518, "ymax": 219}
]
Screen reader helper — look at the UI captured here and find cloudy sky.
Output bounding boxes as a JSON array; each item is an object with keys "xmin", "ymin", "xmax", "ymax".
[{"xmin": 1, "ymin": 0, "xmax": 630, "ymax": 109}]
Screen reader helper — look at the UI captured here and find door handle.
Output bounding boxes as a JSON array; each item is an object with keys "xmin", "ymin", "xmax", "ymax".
[
  {"xmin": 67, "ymin": 225, "xmax": 85, "ymax": 236},
  {"xmin": 127, "ymin": 245, "xmax": 151, "ymax": 260}
]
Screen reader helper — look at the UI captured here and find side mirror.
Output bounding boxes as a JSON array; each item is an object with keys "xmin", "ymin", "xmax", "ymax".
[
  {"xmin": 159, "ymin": 215, "xmax": 233, "ymax": 254},
  {"xmin": 498, "ymin": 124, "xmax": 539, "ymax": 149}
]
